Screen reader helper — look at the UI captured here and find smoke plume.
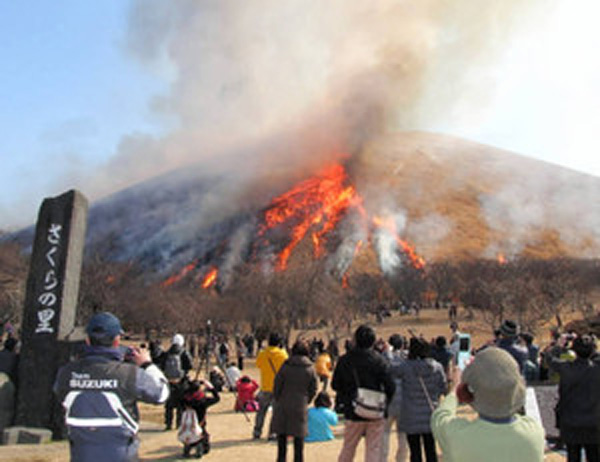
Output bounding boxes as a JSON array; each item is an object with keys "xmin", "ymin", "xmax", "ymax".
[{"xmin": 80, "ymin": 0, "xmax": 540, "ymax": 204}]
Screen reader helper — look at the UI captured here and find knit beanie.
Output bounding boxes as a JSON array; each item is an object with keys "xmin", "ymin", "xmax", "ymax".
[
  {"xmin": 462, "ymin": 347, "xmax": 525, "ymax": 419},
  {"xmin": 499, "ymin": 319, "xmax": 519, "ymax": 338}
]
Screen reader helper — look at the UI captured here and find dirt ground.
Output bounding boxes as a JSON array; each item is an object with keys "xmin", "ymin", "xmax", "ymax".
[{"xmin": 0, "ymin": 308, "xmax": 568, "ymax": 461}]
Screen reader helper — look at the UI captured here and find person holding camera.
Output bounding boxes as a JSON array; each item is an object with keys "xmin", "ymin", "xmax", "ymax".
[
  {"xmin": 431, "ymin": 347, "xmax": 544, "ymax": 462},
  {"xmin": 393, "ymin": 336, "xmax": 446, "ymax": 462},
  {"xmin": 54, "ymin": 312, "xmax": 170, "ymax": 462},
  {"xmin": 180, "ymin": 378, "xmax": 220, "ymax": 458}
]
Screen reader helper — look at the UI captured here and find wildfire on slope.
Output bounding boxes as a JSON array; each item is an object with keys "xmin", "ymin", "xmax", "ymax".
[
  {"xmin": 201, "ymin": 267, "xmax": 219, "ymax": 289},
  {"xmin": 161, "ymin": 162, "xmax": 425, "ymax": 290},
  {"xmin": 161, "ymin": 261, "xmax": 198, "ymax": 287},
  {"xmin": 372, "ymin": 216, "xmax": 426, "ymax": 269},
  {"xmin": 257, "ymin": 164, "xmax": 365, "ymax": 269}
]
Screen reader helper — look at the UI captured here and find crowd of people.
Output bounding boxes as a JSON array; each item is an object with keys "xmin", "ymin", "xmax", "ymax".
[
  {"xmin": 137, "ymin": 316, "xmax": 598, "ymax": 462},
  {"xmin": 1, "ymin": 309, "xmax": 598, "ymax": 462}
]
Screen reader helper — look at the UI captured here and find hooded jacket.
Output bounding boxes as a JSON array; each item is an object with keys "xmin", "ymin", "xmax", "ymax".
[{"xmin": 255, "ymin": 345, "xmax": 288, "ymax": 392}]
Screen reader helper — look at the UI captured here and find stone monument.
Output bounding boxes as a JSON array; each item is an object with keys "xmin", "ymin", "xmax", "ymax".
[{"xmin": 13, "ymin": 190, "xmax": 88, "ymax": 438}]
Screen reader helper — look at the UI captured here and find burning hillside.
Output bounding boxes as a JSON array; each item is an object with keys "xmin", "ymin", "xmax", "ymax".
[
  {"xmin": 161, "ymin": 161, "xmax": 425, "ymax": 290},
  {"xmin": 7, "ymin": 131, "xmax": 600, "ymax": 291}
]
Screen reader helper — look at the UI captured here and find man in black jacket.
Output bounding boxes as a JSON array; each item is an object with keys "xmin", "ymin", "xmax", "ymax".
[
  {"xmin": 159, "ymin": 333, "xmax": 193, "ymax": 430},
  {"xmin": 332, "ymin": 325, "xmax": 395, "ymax": 462}
]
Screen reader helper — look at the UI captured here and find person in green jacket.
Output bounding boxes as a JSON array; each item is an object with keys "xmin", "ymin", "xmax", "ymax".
[{"xmin": 431, "ymin": 347, "xmax": 545, "ymax": 462}]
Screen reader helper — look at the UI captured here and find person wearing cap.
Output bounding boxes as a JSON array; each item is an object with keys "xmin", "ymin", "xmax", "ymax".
[
  {"xmin": 158, "ymin": 333, "xmax": 193, "ymax": 430},
  {"xmin": 431, "ymin": 347, "xmax": 545, "ymax": 462},
  {"xmin": 495, "ymin": 319, "xmax": 529, "ymax": 374},
  {"xmin": 54, "ymin": 312, "xmax": 170, "ymax": 462},
  {"xmin": 546, "ymin": 335, "xmax": 600, "ymax": 462}
]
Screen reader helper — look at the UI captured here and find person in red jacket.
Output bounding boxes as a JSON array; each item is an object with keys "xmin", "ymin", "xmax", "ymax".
[{"xmin": 235, "ymin": 375, "xmax": 260, "ymax": 412}]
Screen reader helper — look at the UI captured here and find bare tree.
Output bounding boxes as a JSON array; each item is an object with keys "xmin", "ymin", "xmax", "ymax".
[{"xmin": 0, "ymin": 241, "xmax": 28, "ymax": 326}]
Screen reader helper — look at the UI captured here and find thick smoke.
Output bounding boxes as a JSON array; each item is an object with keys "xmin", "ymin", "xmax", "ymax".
[
  {"xmin": 480, "ymin": 159, "xmax": 600, "ymax": 258},
  {"xmin": 79, "ymin": 0, "xmax": 540, "ymax": 205}
]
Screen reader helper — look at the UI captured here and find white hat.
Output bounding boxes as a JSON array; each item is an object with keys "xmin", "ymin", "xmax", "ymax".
[{"xmin": 172, "ymin": 334, "xmax": 185, "ymax": 347}]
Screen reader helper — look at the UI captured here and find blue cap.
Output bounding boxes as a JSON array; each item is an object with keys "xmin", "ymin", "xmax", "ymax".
[{"xmin": 86, "ymin": 312, "xmax": 124, "ymax": 338}]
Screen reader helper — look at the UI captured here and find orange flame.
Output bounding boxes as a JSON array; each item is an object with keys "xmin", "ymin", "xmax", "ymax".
[
  {"xmin": 162, "ymin": 163, "xmax": 426, "ymax": 288},
  {"xmin": 342, "ymin": 274, "xmax": 349, "ymax": 289},
  {"xmin": 201, "ymin": 267, "xmax": 218, "ymax": 289},
  {"xmin": 497, "ymin": 253, "xmax": 507, "ymax": 265},
  {"xmin": 259, "ymin": 164, "xmax": 364, "ymax": 270},
  {"xmin": 161, "ymin": 261, "xmax": 197, "ymax": 287}
]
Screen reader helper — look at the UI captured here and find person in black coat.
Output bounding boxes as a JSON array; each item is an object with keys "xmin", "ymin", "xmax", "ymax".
[
  {"xmin": 181, "ymin": 379, "xmax": 220, "ymax": 458},
  {"xmin": 547, "ymin": 335, "xmax": 600, "ymax": 462},
  {"xmin": 159, "ymin": 334, "xmax": 193, "ymax": 430},
  {"xmin": 332, "ymin": 325, "xmax": 395, "ymax": 462}
]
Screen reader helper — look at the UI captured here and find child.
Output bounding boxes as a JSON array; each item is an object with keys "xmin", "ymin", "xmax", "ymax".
[
  {"xmin": 235, "ymin": 375, "xmax": 260, "ymax": 412},
  {"xmin": 306, "ymin": 391, "xmax": 338, "ymax": 442},
  {"xmin": 180, "ymin": 379, "xmax": 220, "ymax": 458}
]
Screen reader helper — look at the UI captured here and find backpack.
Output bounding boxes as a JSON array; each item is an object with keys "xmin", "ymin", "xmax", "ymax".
[
  {"xmin": 178, "ymin": 408, "xmax": 203, "ymax": 445},
  {"xmin": 164, "ymin": 352, "xmax": 183, "ymax": 380},
  {"xmin": 244, "ymin": 400, "xmax": 259, "ymax": 412}
]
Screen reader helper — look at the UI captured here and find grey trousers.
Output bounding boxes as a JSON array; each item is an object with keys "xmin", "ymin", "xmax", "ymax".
[{"xmin": 253, "ymin": 390, "xmax": 275, "ymax": 438}]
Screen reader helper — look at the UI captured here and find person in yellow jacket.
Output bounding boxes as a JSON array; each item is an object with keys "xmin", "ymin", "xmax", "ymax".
[
  {"xmin": 253, "ymin": 332, "xmax": 289, "ymax": 440},
  {"xmin": 315, "ymin": 350, "xmax": 333, "ymax": 391}
]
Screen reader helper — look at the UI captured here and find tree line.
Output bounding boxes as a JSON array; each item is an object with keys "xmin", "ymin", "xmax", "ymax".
[{"xmin": 1, "ymin": 239, "xmax": 599, "ymax": 340}]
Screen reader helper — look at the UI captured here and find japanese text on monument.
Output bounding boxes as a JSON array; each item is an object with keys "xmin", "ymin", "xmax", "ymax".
[{"xmin": 35, "ymin": 223, "xmax": 62, "ymax": 334}]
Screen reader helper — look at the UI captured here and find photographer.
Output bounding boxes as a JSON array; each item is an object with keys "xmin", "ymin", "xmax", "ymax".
[
  {"xmin": 180, "ymin": 378, "xmax": 220, "ymax": 458},
  {"xmin": 54, "ymin": 312, "xmax": 169, "ymax": 462},
  {"xmin": 431, "ymin": 347, "xmax": 545, "ymax": 462}
]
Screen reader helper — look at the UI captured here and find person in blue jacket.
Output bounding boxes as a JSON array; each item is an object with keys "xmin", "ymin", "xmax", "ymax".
[
  {"xmin": 306, "ymin": 391, "xmax": 338, "ymax": 442},
  {"xmin": 54, "ymin": 312, "xmax": 170, "ymax": 462}
]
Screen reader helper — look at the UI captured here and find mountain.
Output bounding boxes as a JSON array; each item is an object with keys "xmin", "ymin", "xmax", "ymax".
[{"xmin": 7, "ymin": 131, "xmax": 600, "ymax": 288}]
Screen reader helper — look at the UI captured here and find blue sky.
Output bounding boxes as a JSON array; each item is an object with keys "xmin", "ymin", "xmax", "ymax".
[
  {"xmin": 0, "ymin": 1, "xmax": 171, "ymax": 229},
  {"xmin": 1, "ymin": 1, "xmax": 599, "ymax": 231}
]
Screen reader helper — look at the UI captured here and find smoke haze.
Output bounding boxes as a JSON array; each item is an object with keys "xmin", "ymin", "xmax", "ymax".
[{"xmin": 80, "ymin": 0, "xmax": 540, "ymax": 202}]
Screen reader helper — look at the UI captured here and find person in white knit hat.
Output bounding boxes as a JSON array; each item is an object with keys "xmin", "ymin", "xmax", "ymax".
[{"xmin": 431, "ymin": 347, "xmax": 545, "ymax": 462}]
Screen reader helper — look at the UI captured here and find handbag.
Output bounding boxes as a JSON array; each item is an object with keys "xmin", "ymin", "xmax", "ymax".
[
  {"xmin": 178, "ymin": 408, "xmax": 203, "ymax": 445},
  {"xmin": 352, "ymin": 368, "xmax": 386, "ymax": 420}
]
